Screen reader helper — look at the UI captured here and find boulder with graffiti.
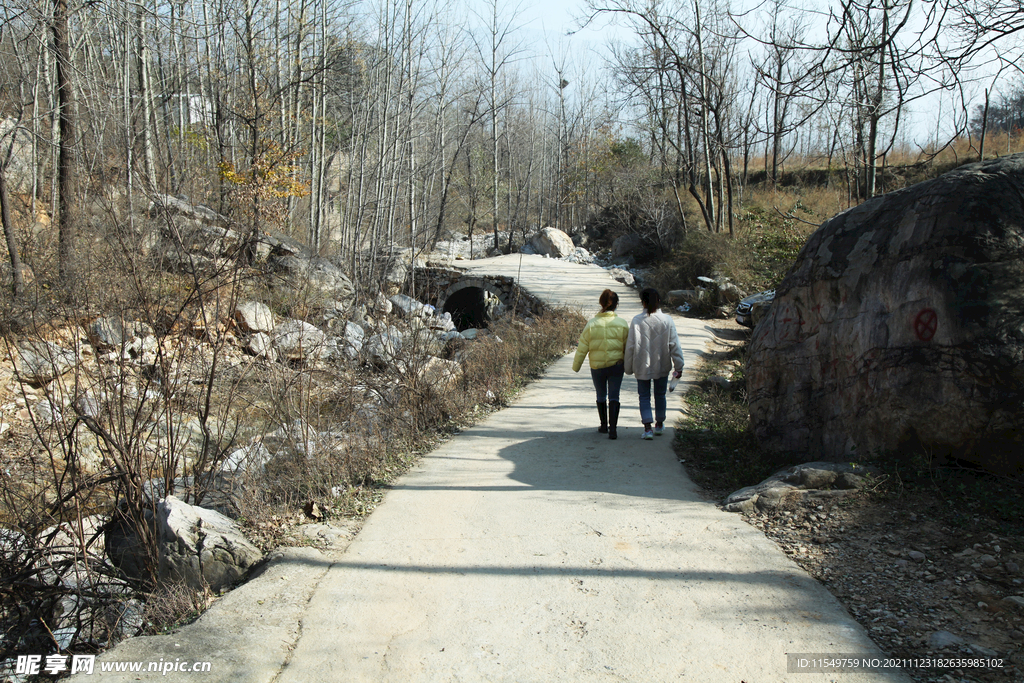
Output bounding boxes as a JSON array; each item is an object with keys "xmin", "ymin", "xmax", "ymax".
[{"xmin": 746, "ymin": 154, "xmax": 1024, "ymax": 474}]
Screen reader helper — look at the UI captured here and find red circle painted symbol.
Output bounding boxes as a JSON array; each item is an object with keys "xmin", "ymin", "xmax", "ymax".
[{"xmin": 913, "ymin": 308, "xmax": 937, "ymax": 342}]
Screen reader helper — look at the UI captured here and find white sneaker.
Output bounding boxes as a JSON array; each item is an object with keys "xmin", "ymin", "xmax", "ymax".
[
  {"xmin": 653, "ymin": 424, "xmax": 665, "ymax": 436},
  {"xmin": 641, "ymin": 430, "xmax": 654, "ymax": 440}
]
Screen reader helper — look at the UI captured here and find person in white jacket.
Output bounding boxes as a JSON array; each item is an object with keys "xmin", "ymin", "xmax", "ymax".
[{"xmin": 624, "ymin": 288, "xmax": 685, "ymax": 440}]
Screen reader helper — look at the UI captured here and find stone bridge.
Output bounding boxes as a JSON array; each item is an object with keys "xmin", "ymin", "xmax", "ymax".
[{"xmin": 412, "ymin": 267, "xmax": 545, "ymax": 330}]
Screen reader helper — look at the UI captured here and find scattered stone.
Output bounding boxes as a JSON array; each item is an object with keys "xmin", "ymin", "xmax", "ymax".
[
  {"xmin": 416, "ymin": 356, "xmax": 463, "ymax": 391},
  {"xmin": 220, "ymin": 441, "xmax": 273, "ymax": 473},
  {"xmin": 908, "ymin": 550, "xmax": 927, "ymax": 563},
  {"xmin": 666, "ymin": 290, "xmax": 702, "ymax": 306},
  {"xmin": 303, "ymin": 501, "xmax": 323, "ymax": 521},
  {"xmin": 609, "ymin": 268, "xmax": 635, "ymax": 286},
  {"xmin": 970, "ymin": 643, "xmax": 998, "ymax": 658},
  {"xmin": 1001, "ymin": 596, "xmax": 1024, "ymax": 610},
  {"xmin": 340, "ymin": 322, "xmax": 365, "ymax": 359},
  {"xmin": 270, "ymin": 255, "xmax": 355, "ymax": 302},
  {"xmin": 708, "ymin": 375, "xmax": 732, "ymax": 389},
  {"xmin": 372, "ymin": 292, "xmax": 393, "ymax": 315},
  {"xmin": 565, "ymin": 246, "xmax": 595, "ymax": 265},
  {"xmin": 74, "ymin": 392, "xmax": 102, "ymax": 420},
  {"xmin": 723, "ymin": 462, "xmax": 869, "ymax": 512},
  {"xmin": 928, "ymin": 630, "xmax": 965, "ymax": 649},
  {"xmin": 719, "ymin": 282, "xmax": 746, "ymax": 303},
  {"xmin": 835, "ymin": 472, "xmax": 868, "ymax": 489},
  {"xmin": 365, "ymin": 328, "xmax": 404, "ymax": 365}
]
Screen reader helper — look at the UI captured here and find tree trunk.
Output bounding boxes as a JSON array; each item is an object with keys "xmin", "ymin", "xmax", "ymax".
[
  {"xmin": 0, "ymin": 162, "xmax": 24, "ymax": 298},
  {"xmin": 979, "ymin": 89, "xmax": 990, "ymax": 163},
  {"xmin": 52, "ymin": 0, "xmax": 76, "ymax": 287},
  {"xmin": 138, "ymin": 6, "xmax": 158, "ymax": 192}
]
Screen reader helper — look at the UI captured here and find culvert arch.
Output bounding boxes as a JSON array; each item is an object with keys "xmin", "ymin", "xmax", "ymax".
[{"xmin": 437, "ymin": 279, "xmax": 511, "ymax": 331}]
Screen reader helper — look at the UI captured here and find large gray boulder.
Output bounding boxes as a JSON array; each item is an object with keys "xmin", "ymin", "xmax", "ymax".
[
  {"xmin": 158, "ymin": 221, "xmax": 245, "ymax": 260},
  {"xmin": 272, "ymin": 319, "xmax": 327, "ymax": 361},
  {"xmin": 234, "ymin": 301, "xmax": 275, "ymax": 333},
  {"xmin": 528, "ymin": 227, "xmax": 574, "ymax": 258},
  {"xmin": 340, "ymin": 321, "xmax": 365, "ymax": 359},
  {"xmin": 746, "ymin": 154, "xmax": 1024, "ymax": 474},
  {"xmin": 246, "ymin": 331, "xmax": 277, "ymax": 361},
  {"xmin": 416, "ymin": 356, "xmax": 463, "ymax": 392},
  {"xmin": 86, "ymin": 317, "xmax": 154, "ymax": 352},
  {"xmin": 16, "ymin": 340, "xmax": 78, "ymax": 384},
  {"xmin": 158, "ymin": 495, "xmax": 261, "ymax": 592},
  {"xmin": 723, "ymin": 462, "xmax": 873, "ymax": 513},
  {"xmin": 389, "ymin": 294, "xmax": 426, "ymax": 318},
  {"xmin": 365, "ymin": 327, "xmax": 404, "ymax": 365},
  {"xmin": 220, "ymin": 441, "xmax": 274, "ymax": 473}
]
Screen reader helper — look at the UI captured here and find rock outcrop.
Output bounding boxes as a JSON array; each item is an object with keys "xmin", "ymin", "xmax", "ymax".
[
  {"xmin": 746, "ymin": 154, "xmax": 1024, "ymax": 474},
  {"xmin": 270, "ymin": 255, "xmax": 355, "ymax": 302},
  {"xmin": 611, "ymin": 233, "xmax": 642, "ymax": 259}
]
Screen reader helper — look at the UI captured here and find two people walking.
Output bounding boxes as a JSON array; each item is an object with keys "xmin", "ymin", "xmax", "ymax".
[{"xmin": 573, "ymin": 287, "xmax": 684, "ymax": 439}]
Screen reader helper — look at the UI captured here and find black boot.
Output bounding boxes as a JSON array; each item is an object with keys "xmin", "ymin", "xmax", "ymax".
[
  {"xmin": 596, "ymin": 402, "xmax": 608, "ymax": 433},
  {"xmin": 608, "ymin": 401, "xmax": 620, "ymax": 440}
]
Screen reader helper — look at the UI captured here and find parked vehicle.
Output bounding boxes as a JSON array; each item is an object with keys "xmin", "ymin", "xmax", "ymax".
[{"xmin": 735, "ymin": 290, "xmax": 775, "ymax": 327}]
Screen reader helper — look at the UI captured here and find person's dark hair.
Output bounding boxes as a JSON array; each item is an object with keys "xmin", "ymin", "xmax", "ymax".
[
  {"xmin": 641, "ymin": 288, "xmax": 661, "ymax": 315},
  {"xmin": 599, "ymin": 289, "xmax": 619, "ymax": 312}
]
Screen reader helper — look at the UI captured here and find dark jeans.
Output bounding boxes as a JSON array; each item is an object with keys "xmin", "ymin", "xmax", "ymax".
[
  {"xmin": 636, "ymin": 376, "xmax": 669, "ymax": 425},
  {"xmin": 591, "ymin": 363, "xmax": 624, "ymax": 402}
]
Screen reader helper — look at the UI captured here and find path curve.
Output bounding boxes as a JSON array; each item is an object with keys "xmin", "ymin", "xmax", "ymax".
[{"xmin": 85, "ymin": 255, "xmax": 906, "ymax": 682}]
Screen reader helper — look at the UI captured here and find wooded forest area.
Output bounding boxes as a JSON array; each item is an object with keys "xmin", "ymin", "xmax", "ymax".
[{"xmin": 1, "ymin": 0, "xmax": 1023, "ymax": 291}]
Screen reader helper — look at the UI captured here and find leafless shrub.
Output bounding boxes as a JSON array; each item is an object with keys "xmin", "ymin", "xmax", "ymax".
[{"xmin": 142, "ymin": 581, "xmax": 213, "ymax": 635}]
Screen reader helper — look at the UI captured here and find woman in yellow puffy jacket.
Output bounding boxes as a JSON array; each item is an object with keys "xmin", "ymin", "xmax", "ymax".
[{"xmin": 572, "ymin": 289, "xmax": 629, "ymax": 439}]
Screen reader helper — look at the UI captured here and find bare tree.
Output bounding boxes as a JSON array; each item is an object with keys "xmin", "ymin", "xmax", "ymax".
[
  {"xmin": 473, "ymin": 0, "xmax": 525, "ymax": 252},
  {"xmin": 51, "ymin": 0, "xmax": 76, "ymax": 285}
]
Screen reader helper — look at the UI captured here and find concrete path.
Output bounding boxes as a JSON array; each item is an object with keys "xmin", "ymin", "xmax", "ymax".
[{"xmin": 84, "ymin": 255, "xmax": 906, "ymax": 682}]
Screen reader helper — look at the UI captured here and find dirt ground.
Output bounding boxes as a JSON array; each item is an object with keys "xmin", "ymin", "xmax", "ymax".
[
  {"xmin": 738, "ymin": 491, "xmax": 1024, "ymax": 683},
  {"xmin": 685, "ymin": 324, "xmax": 1024, "ymax": 683}
]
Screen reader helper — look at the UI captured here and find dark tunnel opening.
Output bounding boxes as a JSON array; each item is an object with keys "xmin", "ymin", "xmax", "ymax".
[{"xmin": 444, "ymin": 287, "xmax": 495, "ymax": 331}]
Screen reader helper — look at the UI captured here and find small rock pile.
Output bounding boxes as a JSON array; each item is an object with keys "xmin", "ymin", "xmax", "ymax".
[{"xmin": 665, "ymin": 275, "xmax": 747, "ymax": 317}]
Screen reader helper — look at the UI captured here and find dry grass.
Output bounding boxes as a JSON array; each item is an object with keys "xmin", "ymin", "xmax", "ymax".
[{"xmin": 142, "ymin": 582, "xmax": 215, "ymax": 635}]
